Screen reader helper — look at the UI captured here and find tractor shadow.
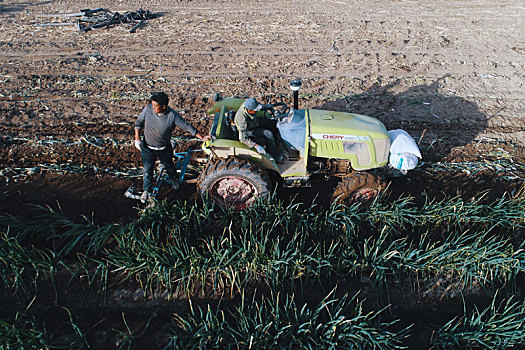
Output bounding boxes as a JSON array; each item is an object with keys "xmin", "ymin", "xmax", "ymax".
[
  {"xmin": 309, "ymin": 76, "xmax": 498, "ymax": 202},
  {"xmin": 313, "ymin": 75, "xmax": 487, "ymax": 163}
]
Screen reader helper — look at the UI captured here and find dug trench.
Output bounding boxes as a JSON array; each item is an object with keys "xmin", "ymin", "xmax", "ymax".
[
  {"xmin": 1, "ymin": 82, "xmax": 525, "ymax": 349},
  {"xmin": 1, "ymin": 0, "xmax": 525, "ymax": 346},
  {"xmin": 1, "ymin": 139, "xmax": 524, "ymax": 223},
  {"xmin": 1, "ymin": 192, "xmax": 524, "ymax": 349},
  {"xmin": 1, "ymin": 134, "xmax": 524, "ymax": 348}
]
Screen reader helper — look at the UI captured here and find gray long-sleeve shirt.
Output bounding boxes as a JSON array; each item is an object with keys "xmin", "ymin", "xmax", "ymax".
[{"xmin": 135, "ymin": 104, "xmax": 197, "ymax": 148}]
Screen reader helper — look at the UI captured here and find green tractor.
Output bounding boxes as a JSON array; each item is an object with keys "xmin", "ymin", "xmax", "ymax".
[{"xmin": 198, "ymin": 80, "xmax": 394, "ymax": 210}]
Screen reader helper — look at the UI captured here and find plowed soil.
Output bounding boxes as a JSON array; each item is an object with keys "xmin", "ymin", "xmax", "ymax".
[
  {"xmin": 1, "ymin": 0, "xmax": 524, "ymax": 348},
  {"xmin": 1, "ymin": 0, "xmax": 524, "ymax": 223}
]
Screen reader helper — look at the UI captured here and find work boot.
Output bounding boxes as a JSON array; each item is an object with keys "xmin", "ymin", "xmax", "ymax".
[
  {"xmin": 140, "ymin": 190, "xmax": 150, "ymax": 204},
  {"xmin": 172, "ymin": 179, "xmax": 180, "ymax": 191}
]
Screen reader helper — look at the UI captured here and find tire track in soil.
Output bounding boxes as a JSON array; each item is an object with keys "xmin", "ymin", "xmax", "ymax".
[
  {"xmin": 1, "ymin": 1, "xmax": 525, "ymax": 349},
  {"xmin": 0, "ymin": 0, "xmax": 524, "ymax": 235}
]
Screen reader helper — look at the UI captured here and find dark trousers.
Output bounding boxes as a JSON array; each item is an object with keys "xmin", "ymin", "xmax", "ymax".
[
  {"xmin": 251, "ymin": 128, "xmax": 281, "ymax": 158},
  {"xmin": 251, "ymin": 117, "xmax": 283, "ymax": 158},
  {"xmin": 141, "ymin": 142, "xmax": 177, "ymax": 192}
]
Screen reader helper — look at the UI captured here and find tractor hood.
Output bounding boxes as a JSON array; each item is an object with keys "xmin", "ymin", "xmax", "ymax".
[
  {"xmin": 308, "ymin": 109, "xmax": 388, "ymax": 141},
  {"xmin": 307, "ymin": 109, "xmax": 390, "ymax": 170}
]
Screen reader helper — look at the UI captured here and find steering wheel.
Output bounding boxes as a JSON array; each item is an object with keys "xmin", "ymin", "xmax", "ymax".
[{"xmin": 271, "ymin": 102, "xmax": 290, "ymax": 120}]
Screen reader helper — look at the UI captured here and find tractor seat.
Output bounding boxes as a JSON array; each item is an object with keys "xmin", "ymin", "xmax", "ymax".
[{"xmin": 210, "ymin": 107, "xmax": 239, "ymax": 141}]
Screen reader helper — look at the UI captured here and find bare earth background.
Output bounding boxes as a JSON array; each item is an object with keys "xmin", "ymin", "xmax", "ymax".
[
  {"xmin": 1, "ymin": 0, "xmax": 524, "ymax": 222},
  {"xmin": 0, "ymin": 1, "xmax": 524, "ymax": 347}
]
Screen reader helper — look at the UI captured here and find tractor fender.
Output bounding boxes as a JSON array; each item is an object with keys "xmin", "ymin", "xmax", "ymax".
[
  {"xmin": 202, "ymin": 139, "xmax": 280, "ymax": 173},
  {"xmin": 207, "ymin": 98, "xmax": 244, "ymax": 115}
]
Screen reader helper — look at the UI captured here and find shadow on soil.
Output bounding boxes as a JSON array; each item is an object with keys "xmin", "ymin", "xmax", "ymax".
[
  {"xmin": 0, "ymin": 1, "xmax": 56, "ymax": 14},
  {"xmin": 309, "ymin": 75, "xmax": 523, "ymax": 204},
  {"xmin": 314, "ymin": 75, "xmax": 487, "ymax": 163}
]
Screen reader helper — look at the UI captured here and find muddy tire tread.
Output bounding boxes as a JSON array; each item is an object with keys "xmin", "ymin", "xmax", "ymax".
[
  {"xmin": 331, "ymin": 172, "xmax": 385, "ymax": 204},
  {"xmin": 197, "ymin": 157, "xmax": 270, "ymax": 208}
]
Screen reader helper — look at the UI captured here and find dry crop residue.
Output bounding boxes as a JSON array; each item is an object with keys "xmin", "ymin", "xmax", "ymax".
[{"xmin": 0, "ymin": 0, "xmax": 524, "ymax": 348}]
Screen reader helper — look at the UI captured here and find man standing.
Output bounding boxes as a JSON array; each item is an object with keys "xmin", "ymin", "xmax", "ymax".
[
  {"xmin": 134, "ymin": 92, "xmax": 210, "ymax": 203},
  {"xmin": 234, "ymin": 97, "xmax": 285, "ymax": 163}
]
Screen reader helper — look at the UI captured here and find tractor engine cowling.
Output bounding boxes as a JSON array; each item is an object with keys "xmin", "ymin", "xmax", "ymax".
[{"xmin": 307, "ymin": 109, "xmax": 390, "ymax": 171}]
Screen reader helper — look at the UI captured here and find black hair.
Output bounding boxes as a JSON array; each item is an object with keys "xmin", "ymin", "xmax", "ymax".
[{"xmin": 151, "ymin": 91, "xmax": 169, "ymax": 107}]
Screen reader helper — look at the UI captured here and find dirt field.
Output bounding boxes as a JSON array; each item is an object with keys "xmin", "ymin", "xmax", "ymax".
[
  {"xmin": 1, "ymin": 0, "xmax": 524, "ymax": 348},
  {"xmin": 1, "ymin": 0, "xmax": 524, "ymax": 222}
]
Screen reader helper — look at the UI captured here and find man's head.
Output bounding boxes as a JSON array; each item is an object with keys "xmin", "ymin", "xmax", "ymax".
[
  {"xmin": 244, "ymin": 98, "xmax": 262, "ymax": 115},
  {"xmin": 151, "ymin": 92, "xmax": 169, "ymax": 114}
]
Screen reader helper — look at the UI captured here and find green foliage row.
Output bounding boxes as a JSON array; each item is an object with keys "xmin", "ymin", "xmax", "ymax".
[
  {"xmin": 1, "ymin": 193, "xmax": 525, "ymax": 348},
  {"xmin": 2, "ymin": 193, "xmax": 525, "ymax": 296},
  {"xmin": 0, "ymin": 309, "xmax": 87, "ymax": 349},
  {"xmin": 166, "ymin": 290, "xmax": 408, "ymax": 349},
  {"xmin": 432, "ymin": 295, "xmax": 525, "ymax": 349}
]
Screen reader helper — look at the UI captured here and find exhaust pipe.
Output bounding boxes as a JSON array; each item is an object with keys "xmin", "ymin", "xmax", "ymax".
[{"xmin": 289, "ymin": 79, "xmax": 302, "ymax": 110}]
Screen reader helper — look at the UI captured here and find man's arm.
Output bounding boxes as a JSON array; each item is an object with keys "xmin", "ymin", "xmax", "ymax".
[
  {"xmin": 238, "ymin": 129, "xmax": 257, "ymax": 148},
  {"xmin": 195, "ymin": 132, "xmax": 211, "ymax": 141},
  {"xmin": 172, "ymin": 111, "xmax": 211, "ymax": 141},
  {"xmin": 134, "ymin": 111, "xmax": 145, "ymax": 150},
  {"xmin": 133, "ymin": 127, "xmax": 142, "ymax": 150}
]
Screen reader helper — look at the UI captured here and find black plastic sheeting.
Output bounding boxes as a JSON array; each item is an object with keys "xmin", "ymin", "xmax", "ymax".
[{"xmin": 78, "ymin": 8, "xmax": 161, "ymax": 33}]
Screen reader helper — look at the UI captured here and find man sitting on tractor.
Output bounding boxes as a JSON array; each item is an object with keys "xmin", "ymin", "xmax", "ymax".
[
  {"xmin": 134, "ymin": 91, "xmax": 210, "ymax": 203},
  {"xmin": 234, "ymin": 97, "xmax": 285, "ymax": 163}
]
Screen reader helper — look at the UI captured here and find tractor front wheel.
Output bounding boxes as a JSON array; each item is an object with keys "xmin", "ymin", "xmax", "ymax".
[
  {"xmin": 331, "ymin": 172, "xmax": 385, "ymax": 205},
  {"xmin": 198, "ymin": 158, "xmax": 271, "ymax": 210}
]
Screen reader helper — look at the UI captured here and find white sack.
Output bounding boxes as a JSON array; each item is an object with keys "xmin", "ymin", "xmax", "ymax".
[
  {"xmin": 389, "ymin": 152, "xmax": 419, "ymax": 172},
  {"xmin": 388, "ymin": 129, "xmax": 422, "ymax": 172},
  {"xmin": 388, "ymin": 129, "xmax": 422, "ymax": 158}
]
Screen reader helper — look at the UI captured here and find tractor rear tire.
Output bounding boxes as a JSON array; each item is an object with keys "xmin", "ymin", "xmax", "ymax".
[
  {"xmin": 331, "ymin": 172, "xmax": 385, "ymax": 205},
  {"xmin": 198, "ymin": 157, "xmax": 271, "ymax": 210}
]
